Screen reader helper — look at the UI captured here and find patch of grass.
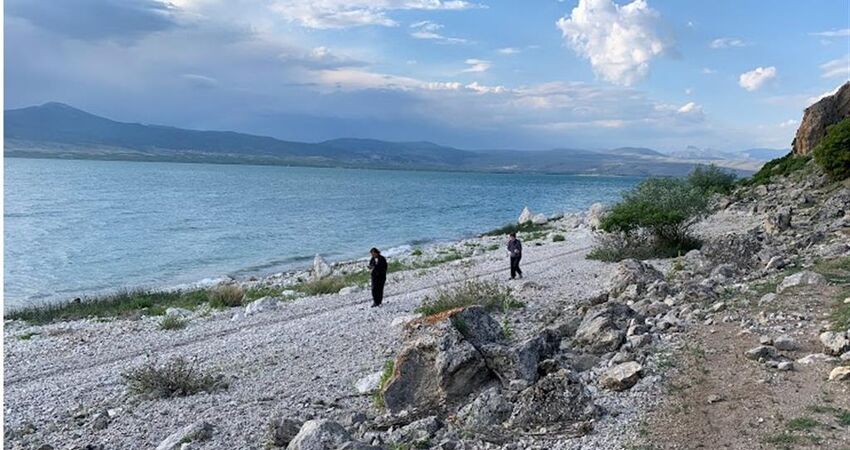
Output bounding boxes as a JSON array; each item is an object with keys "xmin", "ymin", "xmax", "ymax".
[
  {"xmin": 482, "ymin": 221, "xmax": 547, "ymax": 237},
  {"xmin": 451, "ymin": 316, "xmax": 470, "ymax": 335},
  {"xmin": 122, "ymin": 357, "xmax": 225, "ymax": 398},
  {"xmin": 244, "ymin": 285, "xmax": 286, "ymax": 301},
  {"xmin": 829, "ymin": 287, "xmax": 850, "ymax": 331},
  {"xmin": 837, "ymin": 410, "xmax": 850, "ymax": 426},
  {"xmin": 5, "ymin": 289, "xmax": 210, "ymax": 325},
  {"xmin": 814, "ymin": 256, "xmax": 850, "ymax": 284},
  {"xmin": 787, "ymin": 417, "xmax": 820, "ymax": 431},
  {"xmin": 415, "ymin": 279, "xmax": 523, "ymax": 316},
  {"xmin": 373, "ymin": 359, "xmax": 395, "ymax": 408},
  {"xmin": 159, "ymin": 315, "xmax": 188, "ymax": 331},
  {"xmin": 587, "ymin": 231, "xmax": 701, "ymax": 262},
  {"xmin": 411, "ymin": 248, "xmax": 422, "ymax": 257},
  {"xmin": 208, "ymin": 285, "xmax": 245, "ymax": 308},
  {"xmin": 487, "ymin": 244, "xmax": 499, "ymax": 251},
  {"xmin": 745, "ymin": 153, "xmax": 810, "ymax": 186},
  {"xmin": 17, "ymin": 331, "xmax": 39, "ymax": 340},
  {"xmin": 552, "ymin": 234, "xmax": 565, "ymax": 242},
  {"xmin": 764, "ymin": 432, "xmax": 800, "ymax": 448},
  {"xmin": 294, "ymin": 271, "xmax": 371, "ymax": 295}
]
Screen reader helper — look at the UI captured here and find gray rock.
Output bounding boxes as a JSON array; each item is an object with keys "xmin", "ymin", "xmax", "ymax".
[
  {"xmin": 819, "ymin": 331, "xmax": 850, "ymax": 356},
  {"xmin": 574, "ymin": 302, "xmax": 638, "ymax": 354},
  {"xmin": 599, "ymin": 361, "xmax": 642, "ymax": 391},
  {"xmin": 165, "ymin": 307, "xmax": 193, "ymax": 318},
  {"xmin": 387, "ymin": 416, "xmax": 441, "ymax": 446},
  {"xmin": 764, "ymin": 207, "xmax": 792, "ymax": 234},
  {"xmin": 312, "ymin": 255, "xmax": 333, "ymax": 280},
  {"xmin": 286, "ymin": 420, "xmax": 351, "ymax": 450},
  {"xmin": 456, "ymin": 387, "xmax": 512, "ymax": 431},
  {"xmin": 268, "ymin": 418, "xmax": 303, "ymax": 447},
  {"xmin": 245, "ymin": 296, "xmax": 279, "ymax": 316},
  {"xmin": 585, "ymin": 203, "xmax": 606, "ymax": 230},
  {"xmin": 354, "ymin": 371, "xmax": 384, "ymax": 395},
  {"xmin": 156, "ymin": 421, "xmax": 214, "ymax": 450},
  {"xmin": 508, "ymin": 370, "xmax": 597, "ymax": 429},
  {"xmin": 774, "ymin": 335, "xmax": 798, "ymax": 351},
  {"xmin": 758, "ymin": 293, "xmax": 777, "ymax": 306},
  {"xmin": 608, "ymin": 259, "xmax": 663, "ymax": 298},
  {"xmin": 829, "ymin": 366, "xmax": 850, "ymax": 381},
  {"xmin": 777, "ymin": 271, "xmax": 828, "ymax": 293},
  {"xmin": 796, "ymin": 353, "xmax": 840, "ymax": 365},
  {"xmin": 745, "ymin": 345, "xmax": 778, "ymax": 361},
  {"xmin": 518, "ymin": 207, "xmax": 533, "ymax": 224}
]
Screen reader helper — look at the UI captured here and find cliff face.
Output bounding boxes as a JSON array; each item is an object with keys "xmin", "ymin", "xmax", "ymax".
[{"xmin": 792, "ymin": 82, "xmax": 850, "ymax": 156}]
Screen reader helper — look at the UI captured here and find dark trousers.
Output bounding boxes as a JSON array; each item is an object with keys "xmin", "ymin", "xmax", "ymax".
[
  {"xmin": 371, "ymin": 275, "xmax": 386, "ymax": 305},
  {"xmin": 510, "ymin": 255, "xmax": 523, "ymax": 279}
]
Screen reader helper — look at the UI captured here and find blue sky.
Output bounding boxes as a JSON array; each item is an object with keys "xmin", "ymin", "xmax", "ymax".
[{"xmin": 6, "ymin": 0, "xmax": 850, "ymax": 152}]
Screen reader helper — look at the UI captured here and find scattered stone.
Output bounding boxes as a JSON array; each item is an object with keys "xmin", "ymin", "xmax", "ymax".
[
  {"xmin": 287, "ymin": 420, "xmax": 351, "ymax": 450},
  {"xmin": 608, "ymin": 259, "xmax": 664, "ymax": 298},
  {"xmin": 777, "ymin": 361, "xmax": 794, "ymax": 371},
  {"xmin": 776, "ymin": 271, "xmax": 828, "ymax": 294},
  {"xmin": 745, "ymin": 345, "xmax": 778, "ymax": 361},
  {"xmin": 155, "ymin": 421, "xmax": 214, "ymax": 450},
  {"xmin": 354, "ymin": 372, "xmax": 383, "ymax": 395},
  {"xmin": 456, "ymin": 387, "xmax": 512, "ymax": 431},
  {"xmin": 764, "ymin": 207, "xmax": 792, "ymax": 234},
  {"xmin": 507, "ymin": 370, "xmax": 597, "ymax": 429},
  {"xmin": 268, "ymin": 418, "xmax": 303, "ymax": 448},
  {"xmin": 518, "ymin": 207, "xmax": 533, "ymax": 224},
  {"xmin": 774, "ymin": 335, "xmax": 798, "ymax": 351},
  {"xmin": 819, "ymin": 331, "xmax": 850, "ymax": 356},
  {"xmin": 599, "ymin": 361, "xmax": 643, "ymax": 391},
  {"xmin": 338, "ymin": 286, "xmax": 362, "ymax": 296},
  {"xmin": 706, "ymin": 394, "xmax": 724, "ymax": 404},
  {"xmin": 312, "ymin": 255, "xmax": 332, "ymax": 280},
  {"xmin": 387, "ymin": 416, "xmax": 441, "ymax": 446},
  {"xmin": 165, "ymin": 308, "xmax": 192, "ymax": 318},
  {"xmin": 245, "ymin": 296, "xmax": 279, "ymax": 316},
  {"xmin": 828, "ymin": 366, "xmax": 850, "ymax": 382},
  {"xmin": 796, "ymin": 353, "xmax": 839, "ymax": 365},
  {"xmin": 758, "ymin": 293, "xmax": 777, "ymax": 306},
  {"xmin": 574, "ymin": 302, "xmax": 638, "ymax": 354},
  {"xmin": 531, "ymin": 213, "xmax": 548, "ymax": 225},
  {"xmin": 585, "ymin": 203, "xmax": 606, "ymax": 230}
]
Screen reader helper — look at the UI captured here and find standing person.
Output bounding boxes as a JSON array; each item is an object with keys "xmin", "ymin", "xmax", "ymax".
[
  {"xmin": 507, "ymin": 232, "xmax": 523, "ymax": 280},
  {"xmin": 368, "ymin": 247, "xmax": 388, "ymax": 307}
]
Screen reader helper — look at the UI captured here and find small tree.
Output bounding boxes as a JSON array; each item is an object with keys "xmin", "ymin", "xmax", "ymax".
[
  {"xmin": 687, "ymin": 164, "xmax": 737, "ymax": 195},
  {"xmin": 814, "ymin": 118, "xmax": 850, "ymax": 181}
]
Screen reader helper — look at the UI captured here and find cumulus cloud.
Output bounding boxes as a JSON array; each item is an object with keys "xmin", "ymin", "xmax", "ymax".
[
  {"xmin": 677, "ymin": 101, "xmax": 701, "ymax": 114},
  {"xmin": 820, "ymin": 56, "xmax": 850, "ymax": 79},
  {"xmin": 739, "ymin": 66, "xmax": 776, "ymax": 91},
  {"xmin": 409, "ymin": 20, "xmax": 466, "ymax": 44},
  {"xmin": 709, "ymin": 37, "xmax": 748, "ymax": 49},
  {"xmin": 269, "ymin": 0, "xmax": 483, "ymax": 29},
  {"xmin": 811, "ymin": 28, "xmax": 850, "ymax": 38},
  {"xmin": 556, "ymin": 0, "xmax": 671, "ymax": 86},
  {"xmin": 462, "ymin": 59, "xmax": 491, "ymax": 73}
]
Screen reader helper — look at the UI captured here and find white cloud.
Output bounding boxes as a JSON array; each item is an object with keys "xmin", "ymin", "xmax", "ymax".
[
  {"xmin": 820, "ymin": 56, "xmax": 850, "ymax": 79},
  {"xmin": 464, "ymin": 81, "xmax": 506, "ymax": 94},
  {"xmin": 497, "ymin": 47, "xmax": 520, "ymax": 55},
  {"xmin": 409, "ymin": 20, "xmax": 466, "ymax": 44},
  {"xmin": 709, "ymin": 37, "xmax": 748, "ymax": 49},
  {"xmin": 462, "ymin": 58, "xmax": 491, "ymax": 73},
  {"xmin": 556, "ymin": 0, "xmax": 671, "ymax": 86},
  {"xmin": 268, "ymin": 0, "xmax": 483, "ymax": 29},
  {"xmin": 811, "ymin": 28, "xmax": 850, "ymax": 38},
  {"xmin": 677, "ymin": 101, "xmax": 701, "ymax": 114},
  {"xmin": 701, "ymin": 67, "xmax": 716, "ymax": 75},
  {"xmin": 738, "ymin": 66, "xmax": 776, "ymax": 91},
  {"xmin": 779, "ymin": 119, "xmax": 797, "ymax": 128}
]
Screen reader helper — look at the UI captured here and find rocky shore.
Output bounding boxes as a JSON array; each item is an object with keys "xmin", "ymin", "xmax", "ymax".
[{"xmin": 5, "ymin": 162, "xmax": 850, "ymax": 449}]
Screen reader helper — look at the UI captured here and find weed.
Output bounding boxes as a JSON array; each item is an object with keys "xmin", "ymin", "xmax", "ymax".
[
  {"xmin": 159, "ymin": 315, "xmax": 188, "ymax": 331},
  {"xmin": 122, "ymin": 357, "xmax": 225, "ymax": 398},
  {"xmin": 552, "ymin": 234, "xmax": 566, "ymax": 242},
  {"xmin": 17, "ymin": 331, "xmax": 39, "ymax": 340},
  {"xmin": 373, "ymin": 360, "xmax": 395, "ymax": 408},
  {"xmin": 208, "ymin": 285, "xmax": 245, "ymax": 308},
  {"xmin": 415, "ymin": 280, "xmax": 522, "ymax": 316},
  {"xmin": 787, "ymin": 417, "xmax": 820, "ymax": 431}
]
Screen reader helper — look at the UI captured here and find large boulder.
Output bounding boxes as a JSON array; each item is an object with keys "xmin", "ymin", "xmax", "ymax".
[
  {"xmin": 764, "ymin": 207, "xmax": 792, "ymax": 235},
  {"xmin": 156, "ymin": 421, "xmax": 214, "ymax": 450},
  {"xmin": 793, "ymin": 81, "xmax": 850, "ymax": 156},
  {"xmin": 599, "ymin": 362, "xmax": 642, "ymax": 391},
  {"xmin": 312, "ymin": 255, "xmax": 332, "ymax": 280},
  {"xmin": 531, "ymin": 213, "xmax": 548, "ymax": 225},
  {"xmin": 585, "ymin": 203, "xmax": 607, "ymax": 230},
  {"xmin": 820, "ymin": 331, "xmax": 850, "ymax": 356},
  {"xmin": 507, "ymin": 370, "xmax": 597, "ymax": 430},
  {"xmin": 381, "ymin": 307, "xmax": 502, "ymax": 414},
  {"xmin": 776, "ymin": 271, "xmax": 828, "ymax": 293},
  {"xmin": 286, "ymin": 420, "xmax": 351, "ymax": 450},
  {"xmin": 608, "ymin": 259, "xmax": 664, "ymax": 298},
  {"xmin": 701, "ymin": 231, "xmax": 764, "ymax": 271},
  {"xmin": 268, "ymin": 418, "xmax": 303, "ymax": 448},
  {"xmin": 574, "ymin": 303, "xmax": 639, "ymax": 354},
  {"xmin": 456, "ymin": 387, "xmax": 513, "ymax": 431},
  {"xmin": 479, "ymin": 329, "xmax": 560, "ymax": 386}
]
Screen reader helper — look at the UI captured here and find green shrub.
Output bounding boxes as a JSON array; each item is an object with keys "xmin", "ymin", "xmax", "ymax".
[
  {"xmin": 294, "ymin": 271, "xmax": 370, "ymax": 295},
  {"xmin": 552, "ymin": 234, "xmax": 566, "ymax": 242},
  {"xmin": 416, "ymin": 280, "xmax": 522, "ymax": 316},
  {"xmin": 687, "ymin": 164, "xmax": 737, "ymax": 195},
  {"xmin": 208, "ymin": 285, "xmax": 244, "ymax": 308},
  {"xmin": 373, "ymin": 360, "xmax": 395, "ymax": 408},
  {"xmin": 122, "ymin": 357, "xmax": 225, "ymax": 398},
  {"xmin": 814, "ymin": 118, "xmax": 850, "ymax": 181},
  {"xmin": 746, "ymin": 152, "xmax": 810, "ymax": 186},
  {"xmin": 159, "ymin": 315, "xmax": 188, "ymax": 331},
  {"xmin": 482, "ymin": 221, "xmax": 546, "ymax": 237}
]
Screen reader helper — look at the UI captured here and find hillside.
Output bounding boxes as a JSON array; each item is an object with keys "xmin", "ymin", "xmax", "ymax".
[{"xmin": 5, "ymin": 102, "xmax": 760, "ymax": 176}]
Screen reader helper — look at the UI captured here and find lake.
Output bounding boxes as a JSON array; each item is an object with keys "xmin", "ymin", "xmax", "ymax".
[{"xmin": 4, "ymin": 157, "xmax": 640, "ymax": 310}]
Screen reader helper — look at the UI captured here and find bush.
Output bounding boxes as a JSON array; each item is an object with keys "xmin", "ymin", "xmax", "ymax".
[
  {"xmin": 687, "ymin": 164, "xmax": 737, "ymax": 195},
  {"xmin": 122, "ymin": 357, "xmax": 225, "ymax": 398},
  {"xmin": 746, "ymin": 152, "xmax": 810, "ymax": 186},
  {"xmin": 159, "ymin": 315, "xmax": 188, "ymax": 331},
  {"xmin": 415, "ymin": 280, "xmax": 523, "ymax": 316},
  {"xmin": 552, "ymin": 234, "xmax": 566, "ymax": 242},
  {"xmin": 208, "ymin": 285, "xmax": 244, "ymax": 308},
  {"xmin": 591, "ymin": 177, "xmax": 707, "ymax": 261},
  {"xmin": 294, "ymin": 271, "xmax": 370, "ymax": 295},
  {"xmin": 814, "ymin": 118, "xmax": 850, "ymax": 181},
  {"xmin": 482, "ymin": 221, "xmax": 546, "ymax": 237}
]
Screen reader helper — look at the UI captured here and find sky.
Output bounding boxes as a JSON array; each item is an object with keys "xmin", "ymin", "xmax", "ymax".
[{"xmin": 5, "ymin": 0, "xmax": 850, "ymax": 152}]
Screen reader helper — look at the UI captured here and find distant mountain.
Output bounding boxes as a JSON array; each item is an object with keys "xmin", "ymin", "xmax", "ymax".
[
  {"xmin": 742, "ymin": 148, "xmax": 790, "ymax": 161},
  {"xmin": 5, "ymin": 102, "xmax": 756, "ymax": 176}
]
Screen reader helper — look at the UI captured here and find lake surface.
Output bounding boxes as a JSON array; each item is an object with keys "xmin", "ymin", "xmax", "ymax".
[{"xmin": 4, "ymin": 158, "xmax": 640, "ymax": 310}]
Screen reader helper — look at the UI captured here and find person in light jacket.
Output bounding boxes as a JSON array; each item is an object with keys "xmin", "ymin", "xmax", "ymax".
[
  {"xmin": 368, "ymin": 247, "xmax": 388, "ymax": 307},
  {"xmin": 507, "ymin": 232, "xmax": 523, "ymax": 279}
]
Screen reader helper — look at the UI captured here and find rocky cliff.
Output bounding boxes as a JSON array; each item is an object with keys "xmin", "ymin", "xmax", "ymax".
[{"xmin": 792, "ymin": 81, "xmax": 850, "ymax": 156}]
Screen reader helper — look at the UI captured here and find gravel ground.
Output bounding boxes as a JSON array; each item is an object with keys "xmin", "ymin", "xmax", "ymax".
[{"xmin": 6, "ymin": 221, "xmax": 631, "ymax": 449}]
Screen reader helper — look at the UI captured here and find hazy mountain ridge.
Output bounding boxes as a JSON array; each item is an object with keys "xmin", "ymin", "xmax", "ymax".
[{"xmin": 5, "ymin": 102, "xmax": 777, "ymax": 176}]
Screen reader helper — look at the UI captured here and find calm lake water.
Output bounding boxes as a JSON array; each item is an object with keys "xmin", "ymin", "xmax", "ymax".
[{"xmin": 4, "ymin": 158, "xmax": 640, "ymax": 310}]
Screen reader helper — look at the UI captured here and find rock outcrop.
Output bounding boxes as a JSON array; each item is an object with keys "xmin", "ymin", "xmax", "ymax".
[
  {"xmin": 518, "ymin": 207, "xmax": 533, "ymax": 224},
  {"xmin": 793, "ymin": 82, "xmax": 850, "ymax": 156}
]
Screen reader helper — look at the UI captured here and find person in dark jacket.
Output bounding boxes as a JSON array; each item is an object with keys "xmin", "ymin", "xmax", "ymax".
[
  {"xmin": 507, "ymin": 232, "xmax": 523, "ymax": 279},
  {"xmin": 368, "ymin": 247, "xmax": 388, "ymax": 307}
]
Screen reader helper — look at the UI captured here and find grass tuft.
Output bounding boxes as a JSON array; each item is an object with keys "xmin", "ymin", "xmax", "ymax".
[
  {"xmin": 482, "ymin": 221, "xmax": 547, "ymax": 237},
  {"xmin": 208, "ymin": 285, "xmax": 244, "ymax": 308},
  {"xmin": 122, "ymin": 357, "xmax": 225, "ymax": 398},
  {"xmin": 415, "ymin": 279, "xmax": 523, "ymax": 316},
  {"xmin": 159, "ymin": 315, "xmax": 188, "ymax": 331},
  {"xmin": 552, "ymin": 234, "xmax": 566, "ymax": 242},
  {"xmin": 373, "ymin": 359, "xmax": 395, "ymax": 408}
]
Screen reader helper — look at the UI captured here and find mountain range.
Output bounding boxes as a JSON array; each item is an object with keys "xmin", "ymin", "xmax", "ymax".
[{"xmin": 4, "ymin": 102, "xmax": 785, "ymax": 176}]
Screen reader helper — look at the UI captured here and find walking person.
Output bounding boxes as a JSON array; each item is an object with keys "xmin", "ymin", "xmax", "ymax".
[
  {"xmin": 368, "ymin": 247, "xmax": 388, "ymax": 307},
  {"xmin": 507, "ymin": 232, "xmax": 523, "ymax": 280}
]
